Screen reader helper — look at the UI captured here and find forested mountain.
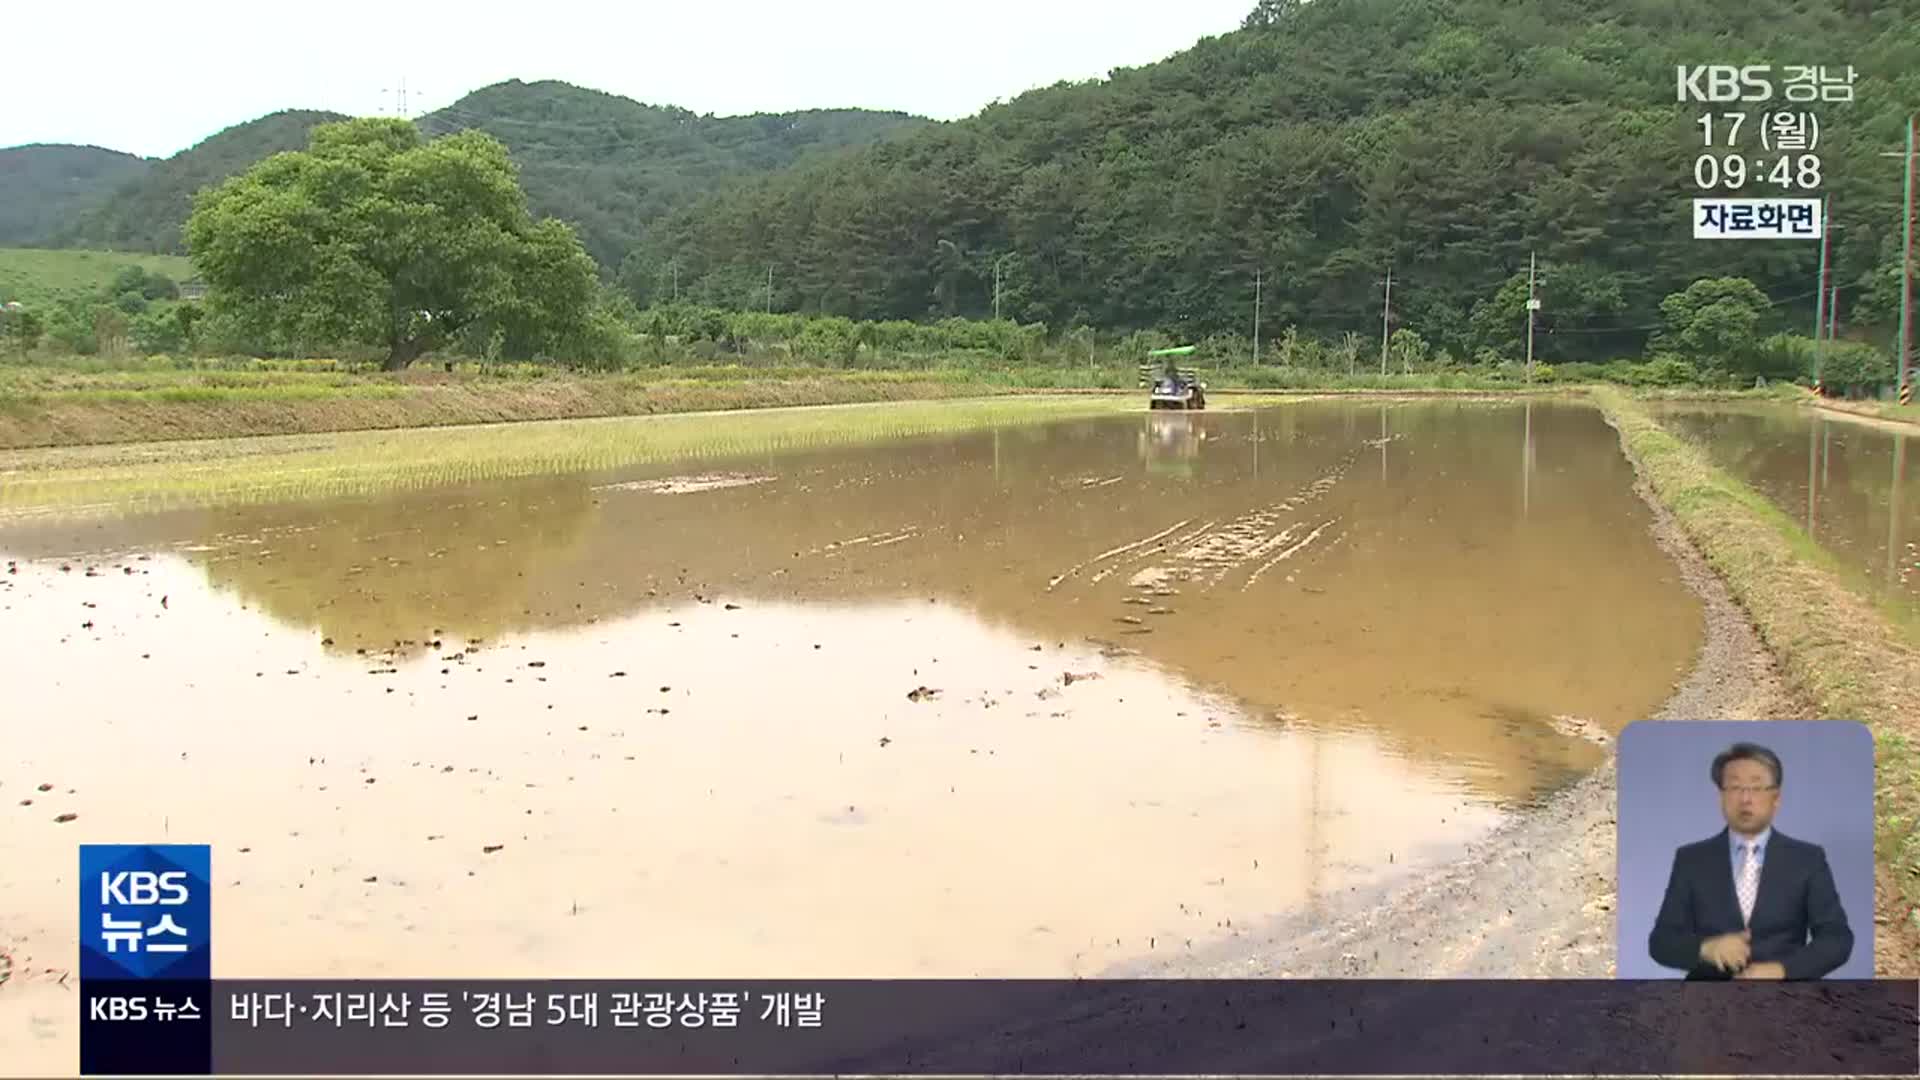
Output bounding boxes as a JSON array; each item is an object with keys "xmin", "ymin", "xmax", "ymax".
[
  {"xmin": 0, "ymin": 145, "xmax": 148, "ymax": 247},
  {"xmin": 632, "ymin": 0, "xmax": 1920, "ymax": 361},
  {"xmin": 413, "ymin": 80, "xmax": 930, "ymax": 267},
  {"xmin": 56, "ymin": 110, "xmax": 349, "ymax": 254},
  {"xmin": 6, "ymin": 82, "xmax": 926, "ymax": 272}
]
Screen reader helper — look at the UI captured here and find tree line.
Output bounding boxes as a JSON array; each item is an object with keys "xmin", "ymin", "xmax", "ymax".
[{"xmin": 618, "ymin": 0, "xmax": 1920, "ymax": 365}]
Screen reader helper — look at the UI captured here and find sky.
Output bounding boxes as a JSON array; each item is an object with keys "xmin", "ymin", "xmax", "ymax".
[{"xmin": 1, "ymin": 0, "xmax": 1255, "ymax": 159}]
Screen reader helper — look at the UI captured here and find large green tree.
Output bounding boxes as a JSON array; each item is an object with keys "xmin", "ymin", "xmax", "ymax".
[
  {"xmin": 1654, "ymin": 277, "xmax": 1771, "ymax": 373},
  {"xmin": 185, "ymin": 117, "xmax": 600, "ymax": 368}
]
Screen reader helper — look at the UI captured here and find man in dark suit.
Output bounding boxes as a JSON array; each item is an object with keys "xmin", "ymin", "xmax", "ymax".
[{"xmin": 1647, "ymin": 741, "xmax": 1853, "ymax": 980}]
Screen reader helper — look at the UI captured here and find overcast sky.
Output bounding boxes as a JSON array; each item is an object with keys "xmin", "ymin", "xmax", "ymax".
[{"xmin": 3, "ymin": 0, "xmax": 1254, "ymax": 159}]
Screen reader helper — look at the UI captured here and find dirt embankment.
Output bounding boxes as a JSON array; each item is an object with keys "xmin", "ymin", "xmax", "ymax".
[
  {"xmin": 1601, "ymin": 388, "xmax": 1920, "ymax": 973},
  {"xmin": 1809, "ymin": 397, "xmax": 1920, "ymax": 435},
  {"xmin": 0, "ymin": 375, "xmax": 1015, "ymax": 450}
]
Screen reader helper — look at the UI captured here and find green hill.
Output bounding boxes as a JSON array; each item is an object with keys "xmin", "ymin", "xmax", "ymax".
[
  {"xmin": 0, "ymin": 247, "xmax": 195, "ymax": 309},
  {"xmin": 637, "ymin": 0, "xmax": 1920, "ymax": 361},
  {"xmin": 0, "ymin": 145, "xmax": 151, "ymax": 247},
  {"xmin": 414, "ymin": 80, "xmax": 931, "ymax": 267},
  {"xmin": 56, "ymin": 110, "xmax": 349, "ymax": 254},
  {"xmin": 15, "ymin": 81, "xmax": 927, "ymax": 274}
]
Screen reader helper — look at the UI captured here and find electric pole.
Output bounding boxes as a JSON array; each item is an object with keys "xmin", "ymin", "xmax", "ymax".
[
  {"xmin": 1903, "ymin": 114, "xmax": 1915, "ymax": 406},
  {"xmin": 670, "ymin": 259, "xmax": 678, "ymax": 303},
  {"xmin": 1379, "ymin": 265, "xmax": 1393, "ymax": 376},
  {"xmin": 1525, "ymin": 251, "xmax": 1538, "ymax": 385},
  {"xmin": 1884, "ymin": 115, "xmax": 1916, "ymax": 406},
  {"xmin": 1253, "ymin": 268, "xmax": 1263, "ymax": 365},
  {"xmin": 766, "ymin": 265, "xmax": 773, "ymax": 315},
  {"xmin": 1813, "ymin": 199, "xmax": 1832, "ymax": 394},
  {"xmin": 383, "ymin": 78, "xmax": 412, "ymax": 118}
]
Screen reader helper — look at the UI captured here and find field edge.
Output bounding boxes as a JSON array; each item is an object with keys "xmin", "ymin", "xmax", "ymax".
[{"xmin": 1591, "ymin": 386, "xmax": 1920, "ymax": 975}]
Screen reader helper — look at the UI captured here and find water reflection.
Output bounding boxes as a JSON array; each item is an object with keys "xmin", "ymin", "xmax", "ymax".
[
  {"xmin": 1137, "ymin": 412, "xmax": 1208, "ymax": 479},
  {"xmin": 0, "ymin": 397, "xmax": 1717, "ymax": 1023},
  {"xmin": 1891, "ymin": 434, "xmax": 1908, "ymax": 592},
  {"xmin": 1659, "ymin": 403, "xmax": 1919, "ymax": 620},
  {"xmin": 2, "ymin": 401, "xmax": 1700, "ymax": 807},
  {"xmin": 1523, "ymin": 400, "xmax": 1536, "ymax": 520},
  {"xmin": 0, "ymin": 560, "xmax": 1504, "ymax": 986}
]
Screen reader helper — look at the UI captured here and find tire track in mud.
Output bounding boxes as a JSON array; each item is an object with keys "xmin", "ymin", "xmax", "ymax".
[
  {"xmin": 1045, "ymin": 439, "xmax": 1391, "ymax": 623},
  {"xmin": 798, "ymin": 526, "xmax": 922, "ymax": 559},
  {"xmin": 1045, "ymin": 519, "xmax": 1194, "ymax": 592}
]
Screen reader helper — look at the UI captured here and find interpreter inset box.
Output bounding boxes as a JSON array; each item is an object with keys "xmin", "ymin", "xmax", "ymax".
[{"xmin": 1615, "ymin": 720, "xmax": 1873, "ymax": 979}]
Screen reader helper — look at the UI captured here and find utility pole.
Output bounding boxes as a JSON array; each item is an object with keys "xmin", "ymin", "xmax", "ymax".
[
  {"xmin": 1884, "ymin": 115, "xmax": 1916, "ymax": 406},
  {"xmin": 670, "ymin": 259, "xmax": 679, "ymax": 303},
  {"xmin": 1379, "ymin": 265, "xmax": 1393, "ymax": 376},
  {"xmin": 1253, "ymin": 268, "xmax": 1263, "ymax": 365},
  {"xmin": 991, "ymin": 254, "xmax": 1014, "ymax": 322},
  {"xmin": 383, "ymin": 78, "xmax": 412, "ymax": 118},
  {"xmin": 765, "ymin": 265, "xmax": 773, "ymax": 315},
  {"xmin": 1525, "ymin": 251, "xmax": 1538, "ymax": 385},
  {"xmin": 1903, "ymin": 114, "xmax": 1915, "ymax": 406},
  {"xmin": 1813, "ymin": 199, "xmax": 1832, "ymax": 395}
]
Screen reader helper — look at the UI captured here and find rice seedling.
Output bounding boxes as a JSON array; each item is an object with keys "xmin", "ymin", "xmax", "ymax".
[{"xmin": 0, "ymin": 396, "xmax": 1136, "ymax": 519}]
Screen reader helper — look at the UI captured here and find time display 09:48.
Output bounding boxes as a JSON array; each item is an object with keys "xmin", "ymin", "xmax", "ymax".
[{"xmin": 1694, "ymin": 153, "xmax": 1821, "ymax": 190}]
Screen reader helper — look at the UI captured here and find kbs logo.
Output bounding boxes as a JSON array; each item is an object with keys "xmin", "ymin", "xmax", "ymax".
[
  {"xmin": 89, "ymin": 996, "xmax": 150, "ymax": 1021},
  {"xmin": 79, "ymin": 844, "xmax": 210, "ymax": 981},
  {"xmin": 1678, "ymin": 65, "xmax": 1773, "ymax": 103},
  {"xmin": 99, "ymin": 871, "xmax": 190, "ymax": 906}
]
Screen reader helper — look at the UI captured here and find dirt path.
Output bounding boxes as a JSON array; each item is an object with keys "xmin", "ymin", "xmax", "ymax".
[
  {"xmin": 1119, "ymin": 412, "xmax": 1808, "ymax": 980},
  {"xmin": 1810, "ymin": 398, "xmax": 1920, "ymax": 436}
]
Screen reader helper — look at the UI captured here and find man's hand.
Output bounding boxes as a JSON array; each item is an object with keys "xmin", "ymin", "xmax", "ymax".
[
  {"xmin": 1699, "ymin": 930, "xmax": 1752, "ymax": 973},
  {"xmin": 1734, "ymin": 961, "xmax": 1786, "ymax": 980}
]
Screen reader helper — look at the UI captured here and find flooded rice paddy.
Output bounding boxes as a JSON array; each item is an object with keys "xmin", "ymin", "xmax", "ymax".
[
  {"xmin": 1653, "ymin": 402, "xmax": 1919, "ymax": 627},
  {"xmin": 2, "ymin": 399, "xmax": 1700, "ymax": 1052}
]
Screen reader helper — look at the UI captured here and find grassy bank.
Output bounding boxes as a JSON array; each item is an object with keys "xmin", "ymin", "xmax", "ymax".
[
  {"xmin": 0, "ymin": 366, "xmax": 1047, "ymax": 449},
  {"xmin": 1593, "ymin": 387, "xmax": 1920, "ymax": 972},
  {"xmin": 0, "ymin": 395, "xmax": 1141, "ymax": 519},
  {"xmin": 0, "ymin": 355, "xmax": 1792, "ymax": 449}
]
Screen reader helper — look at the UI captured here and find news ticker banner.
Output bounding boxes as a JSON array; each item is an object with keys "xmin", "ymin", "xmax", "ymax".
[
  {"xmin": 79, "ymin": 978, "xmax": 1920, "ymax": 1076},
  {"xmin": 79, "ymin": 846, "xmax": 1920, "ymax": 1076}
]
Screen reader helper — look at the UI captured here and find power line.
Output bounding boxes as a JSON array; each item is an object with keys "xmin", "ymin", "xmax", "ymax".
[
  {"xmin": 1542, "ymin": 283, "xmax": 1844, "ymax": 336},
  {"xmin": 381, "ymin": 78, "xmax": 418, "ymax": 119}
]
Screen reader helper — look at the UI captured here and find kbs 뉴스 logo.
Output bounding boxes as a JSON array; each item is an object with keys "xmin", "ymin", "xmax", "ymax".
[{"xmin": 78, "ymin": 844, "xmax": 210, "ymax": 980}]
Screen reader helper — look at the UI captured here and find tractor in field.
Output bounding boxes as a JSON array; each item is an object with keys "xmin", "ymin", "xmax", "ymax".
[{"xmin": 1141, "ymin": 346, "xmax": 1206, "ymax": 410}]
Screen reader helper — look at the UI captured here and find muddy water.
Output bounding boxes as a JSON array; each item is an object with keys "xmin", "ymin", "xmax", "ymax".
[
  {"xmin": 0, "ymin": 400, "xmax": 1698, "ymax": 1053},
  {"xmin": 1654, "ymin": 403, "xmax": 1919, "ymax": 624}
]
